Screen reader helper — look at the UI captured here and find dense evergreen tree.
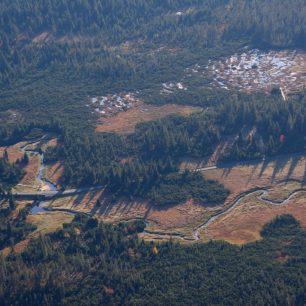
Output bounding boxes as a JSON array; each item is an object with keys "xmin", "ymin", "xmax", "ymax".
[
  {"xmin": 0, "ymin": 214, "xmax": 306, "ymax": 305},
  {"xmin": 0, "ymin": 157, "xmax": 24, "ymax": 190},
  {"xmin": 0, "ymin": 2, "xmax": 305, "ymax": 304}
]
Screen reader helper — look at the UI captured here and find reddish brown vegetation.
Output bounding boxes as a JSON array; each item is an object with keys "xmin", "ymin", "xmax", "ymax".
[
  {"xmin": 46, "ymin": 162, "xmax": 64, "ymax": 186},
  {"xmin": 205, "ymin": 191, "xmax": 306, "ymax": 245},
  {"xmin": 0, "ymin": 145, "xmax": 23, "ymax": 163},
  {"xmin": 96, "ymin": 102, "xmax": 201, "ymax": 134}
]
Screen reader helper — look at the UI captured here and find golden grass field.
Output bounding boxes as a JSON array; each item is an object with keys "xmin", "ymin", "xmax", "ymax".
[
  {"xmin": 2, "ymin": 211, "xmax": 74, "ymax": 257},
  {"xmin": 0, "ymin": 143, "xmax": 24, "ymax": 163},
  {"xmin": 197, "ymin": 155, "xmax": 306, "ymax": 244},
  {"xmin": 45, "ymin": 161, "xmax": 64, "ymax": 186},
  {"xmin": 39, "ymin": 154, "xmax": 306, "ymax": 244},
  {"xmin": 95, "ymin": 102, "xmax": 202, "ymax": 134},
  {"xmin": 202, "ymin": 154, "xmax": 306, "ymax": 206},
  {"xmin": 2, "ymin": 133, "xmax": 306, "ymax": 246},
  {"xmin": 43, "ymin": 191, "xmax": 214, "ymax": 241},
  {"xmin": 204, "ymin": 189, "xmax": 306, "ymax": 245},
  {"xmin": 27, "ymin": 211, "xmax": 74, "ymax": 235},
  {"xmin": 0, "ymin": 136, "xmax": 60, "ymax": 192},
  {"xmin": 1, "ymin": 201, "xmax": 73, "ymax": 257},
  {"xmin": 0, "ymin": 142, "xmax": 41, "ymax": 192}
]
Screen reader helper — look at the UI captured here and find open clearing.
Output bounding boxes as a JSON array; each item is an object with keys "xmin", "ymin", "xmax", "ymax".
[
  {"xmin": 2, "ymin": 211, "xmax": 74, "ymax": 257},
  {"xmin": 42, "ymin": 192, "xmax": 213, "ymax": 241},
  {"xmin": 3, "ymin": 135, "xmax": 306, "ymax": 245},
  {"xmin": 0, "ymin": 143, "xmax": 24, "ymax": 163},
  {"xmin": 45, "ymin": 161, "xmax": 64, "ymax": 186},
  {"xmin": 0, "ymin": 143, "xmax": 40, "ymax": 191},
  {"xmin": 39, "ymin": 154, "xmax": 306, "ymax": 243},
  {"xmin": 195, "ymin": 154, "xmax": 306, "ymax": 244},
  {"xmin": 0, "ymin": 136, "xmax": 59, "ymax": 192},
  {"xmin": 27, "ymin": 211, "xmax": 74, "ymax": 235},
  {"xmin": 1, "ymin": 201, "xmax": 73, "ymax": 257},
  {"xmin": 96, "ymin": 101, "xmax": 202, "ymax": 134},
  {"xmin": 202, "ymin": 154, "xmax": 306, "ymax": 205},
  {"xmin": 204, "ymin": 188, "xmax": 306, "ymax": 245}
]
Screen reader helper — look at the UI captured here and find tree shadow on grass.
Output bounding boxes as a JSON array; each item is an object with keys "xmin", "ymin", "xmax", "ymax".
[
  {"xmin": 221, "ymin": 166, "xmax": 232, "ymax": 178},
  {"xmin": 247, "ymin": 162, "xmax": 261, "ymax": 184},
  {"xmin": 258, "ymin": 158, "xmax": 270, "ymax": 178},
  {"xmin": 93, "ymin": 196, "xmax": 152, "ymax": 222},
  {"xmin": 303, "ymin": 161, "xmax": 306, "ymax": 185},
  {"xmin": 270, "ymin": 155, "xmax": 291, "ymax": 183},
  {"xmin": 91, "ymin": 195, "xmax": 111, "ymax": 215},
  {"xmin": 71, "ymin": 193, "xmax": 87, "ymax": 208},
  {"xmin": 286, "ymin": 156, "xmax": 301, "ymax": 181}
]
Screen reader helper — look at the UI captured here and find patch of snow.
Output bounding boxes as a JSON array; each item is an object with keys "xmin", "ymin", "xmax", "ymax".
[{"xmin": 203, "ymin": 49, "xmax": 306, "ymax": 94}]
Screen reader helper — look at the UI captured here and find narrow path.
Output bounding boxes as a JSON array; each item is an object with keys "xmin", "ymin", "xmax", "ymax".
[
  {"xmin": 12, "ymin": 186, "xmax": 105, "ymax": 199},
  {"xmin": 192, "ymin": 151, "xmax": 305, "ymax": 173},
  {"xmin": 193, "ymin": 166, "xmax": 217, "ymax": 172}
]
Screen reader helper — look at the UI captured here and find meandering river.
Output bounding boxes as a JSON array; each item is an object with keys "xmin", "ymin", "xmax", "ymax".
[
  {"xmin": 20, "ymin": 141, "xmax": 57, "ymax": 214},
  {"xmin": 192, "ymin": 188, "xmax": 306, "ymax": 240},
  {"xmin": 19, "ymin": 139, "xmax": 306, "ymax": 236}
]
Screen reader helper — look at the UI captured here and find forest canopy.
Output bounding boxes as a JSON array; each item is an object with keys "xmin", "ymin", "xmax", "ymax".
[
  {"xmin": 1, "ymin": 214, "xmax": 306, "ymax": 305},
  {"xmin": 0, "ymin": 1, "xmax": 306, "ymax": 305}
]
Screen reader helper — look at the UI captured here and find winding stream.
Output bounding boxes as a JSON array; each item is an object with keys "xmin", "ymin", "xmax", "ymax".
[
  {"xmin": 192, "ymin": 188, "xmax": 306, "ymax": 240},
  {"xmin": 20, "ymin": 141, "xmax": 58, "ymax": 214},
  {"xmin": 19, "ymin": 139, "xmax": 306, "ymax": 236},
  {"xmin": 36, "ymin": 153, "xmax": 57, "ymax": 192}
]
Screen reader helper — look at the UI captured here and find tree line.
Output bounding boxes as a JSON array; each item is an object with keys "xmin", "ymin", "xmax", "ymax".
[{"xmin": 0, "ymin": 214, "xmax": 306, "ymax": 305}]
